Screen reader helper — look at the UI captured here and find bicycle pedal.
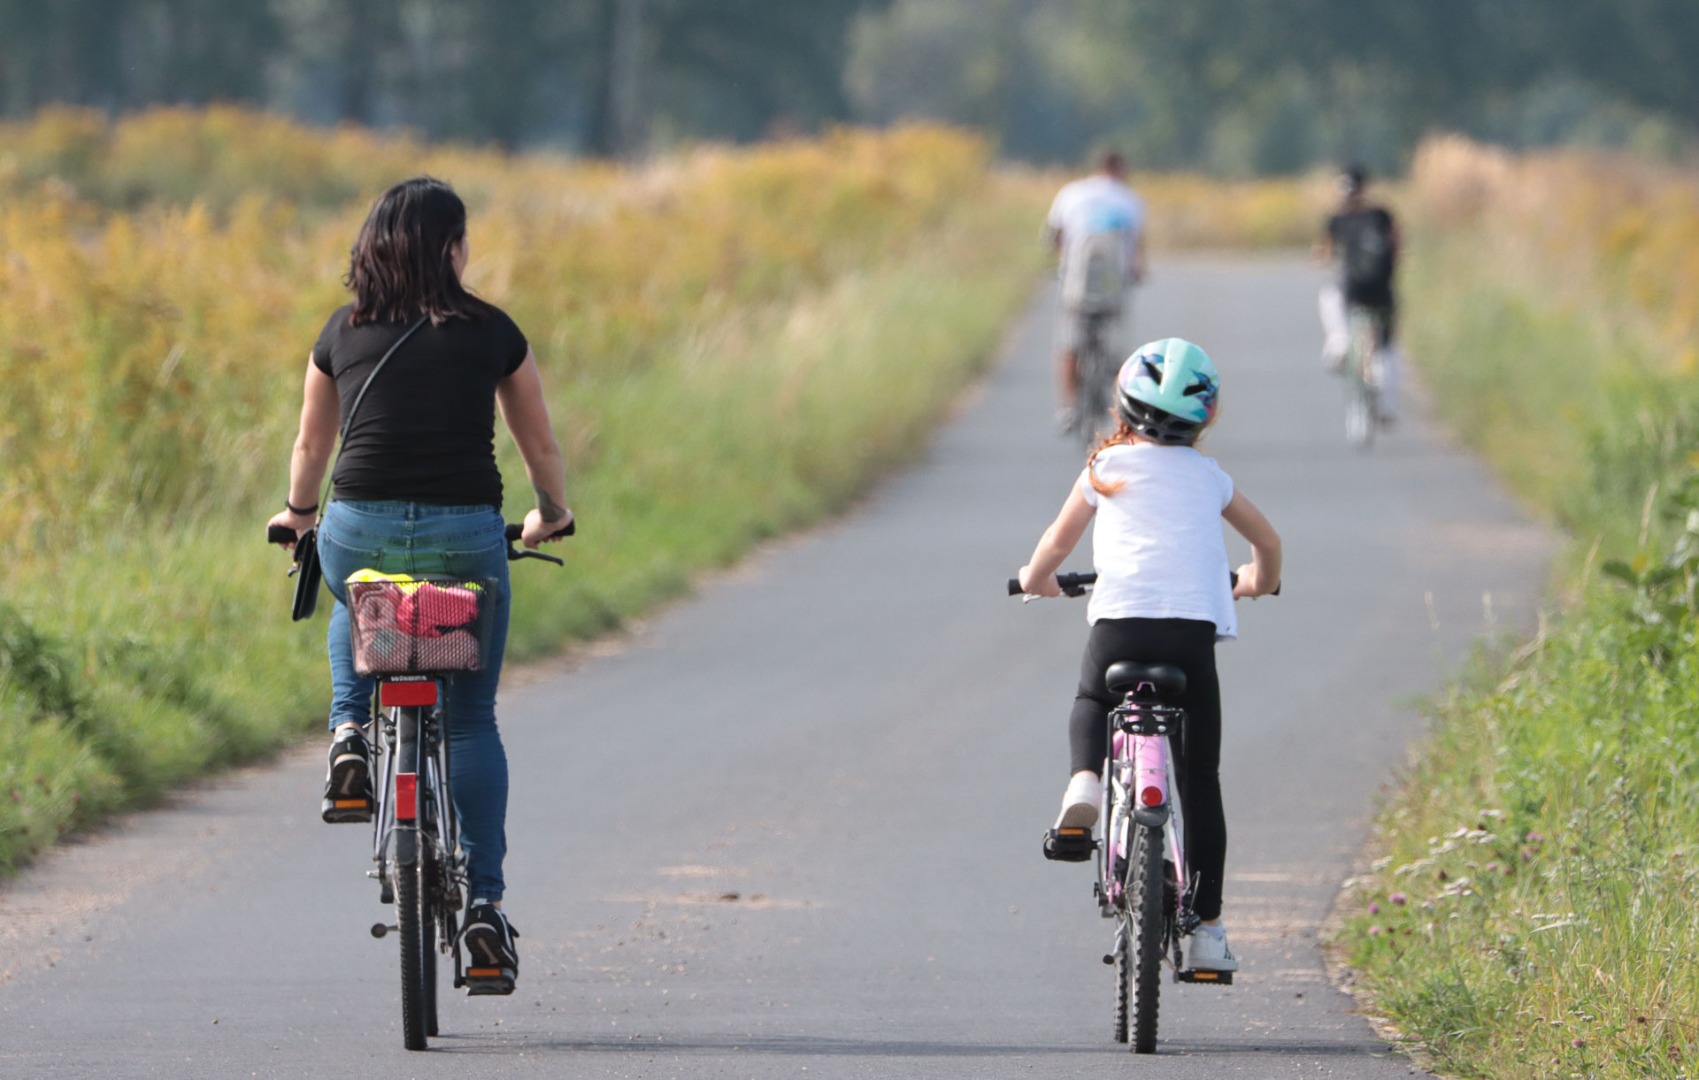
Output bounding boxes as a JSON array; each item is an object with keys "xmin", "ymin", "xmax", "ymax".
[
  {"xmin": 321, "ymin": 796, "xmax": 373, "ymax": 824},
  {"xmin": 1042, "ymin": 827, "xmax": 1095, "ymax": 863},
  {"xmin": 1177, "ymin": 968, "xmax": 1233, "ymax": 986},
  {"xmin": 462, "ymin": 967, "xmax": 515, "ymax": 996}
]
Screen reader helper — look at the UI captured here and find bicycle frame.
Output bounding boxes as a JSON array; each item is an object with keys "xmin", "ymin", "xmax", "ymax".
[
  {"xmin": 1100, "ymin": 695, "xmax": 1189, "ymax": 929},
  {"xmin": 368, "ymin": 675, "xmax": 466, "ymax": 1049}
]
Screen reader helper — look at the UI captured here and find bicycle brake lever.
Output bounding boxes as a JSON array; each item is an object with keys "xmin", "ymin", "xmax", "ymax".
[{"xmin": 510, "ymin": 548, "xmax": 564, "ymax": 566}]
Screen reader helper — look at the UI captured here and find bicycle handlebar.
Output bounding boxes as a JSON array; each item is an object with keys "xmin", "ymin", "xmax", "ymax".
[
  {"xmin": 265, "ymin": 520, "xmax": 575, "ymax": 567},
  {"xmin": 504, "ymin": 520, "xmax": 574, "ymax": 566},
  {"xmin": 1007, "ymin": 572, "xmax": 1097, "ymax": 597},
  {"xmin": 1007, "ymin": 570, "xmax": 1279, "ymax": 598}
]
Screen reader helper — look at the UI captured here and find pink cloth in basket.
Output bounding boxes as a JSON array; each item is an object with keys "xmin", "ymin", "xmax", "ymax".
[
  {"xmin": 395, "ymin": 583, "xmax": 481, "ymax": 638},
  {"xmin": 420, "ymin": 629, "xmax": 481, "ymax": 671}
]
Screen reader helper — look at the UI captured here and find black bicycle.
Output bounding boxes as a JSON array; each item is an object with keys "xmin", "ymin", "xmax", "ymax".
[{"xmin": 270, "ymin": 520, "xmax": 570, "ymax": 1051}]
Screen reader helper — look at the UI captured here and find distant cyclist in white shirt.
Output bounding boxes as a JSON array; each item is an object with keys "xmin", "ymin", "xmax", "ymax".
[{"xmin": 1045, "ymin": 150, "xmax": 1148, "ymax": 435}]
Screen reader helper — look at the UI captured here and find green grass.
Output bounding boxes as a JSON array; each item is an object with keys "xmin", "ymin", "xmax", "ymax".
[
  {"xmin": 0, "ymin": 183, "xmax": 1048, "ymax": 874},
  {"xmin": 1335, "ymin": 234, "xmax": 1699, "ymax": 1076}
]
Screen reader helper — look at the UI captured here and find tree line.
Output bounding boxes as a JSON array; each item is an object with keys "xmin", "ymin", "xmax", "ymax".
[
  {"xmin": 1, "ymin": 0, "xmax": 1693, "ymax": 171},
  {"xmin": 0, "ymin": 0, "xmax": 887, "ymax": 156}
]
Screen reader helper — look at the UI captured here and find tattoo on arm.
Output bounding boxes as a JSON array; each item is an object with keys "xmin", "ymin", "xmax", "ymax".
[{"xmin": 535, "ymin": 485, "xmax": 568, "ymax": 523}]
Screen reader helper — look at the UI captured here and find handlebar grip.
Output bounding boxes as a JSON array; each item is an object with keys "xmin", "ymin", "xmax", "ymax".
[
  {"xmin": 1008, "ymin": 571, "xmax": 1097, "ymax": 596},
  {"xmin": 267, "ymin": 525, "xmax": 297, "ymax": 545},
  {"xmin": 506, "ymin": 520, "xmax": 576, "ymax": 542}
]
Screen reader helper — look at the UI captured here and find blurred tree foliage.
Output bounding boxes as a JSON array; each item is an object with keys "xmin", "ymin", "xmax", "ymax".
[
  {"xmin": 848, "ymin": 0, "xmax": 1699, "ymax": 172},
  {"xmin": 0, "ymin": 0, "xmax": 1693, "ymax": 169},
  {"xmin": 0, "ymin": 0, "xmax": 888, "ymax": 155}
]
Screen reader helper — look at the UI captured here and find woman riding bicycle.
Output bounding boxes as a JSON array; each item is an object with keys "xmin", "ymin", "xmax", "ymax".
[
  {"xmin": 1017, "ymin": 338, "xmax": 1281, "ymax": 972},
  {"xmin": 267, "ymin": 176, "xmax": 572, "ymax": 994}
]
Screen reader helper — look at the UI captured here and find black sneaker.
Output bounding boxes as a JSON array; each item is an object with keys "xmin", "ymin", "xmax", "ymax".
[
  {"xmin": 460, "ymin": 903, "xmax": 519, "ymax": 996},
  {"xmin": 321, "ymin": 726, "xmax": 373, "ymax": 823}
]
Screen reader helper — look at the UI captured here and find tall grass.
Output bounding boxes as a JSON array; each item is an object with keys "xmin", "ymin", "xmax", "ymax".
[
  {"xmin": 1335, "ymin": 137, "xmax": 1699, "ymax": 1078},
  {"xmin": 0, "ymin": 108, "xmax": 1319, "ymax": 873},
  {"xmin": 0, "ymin": 108, "xmax": 1046, "ymax": 871}
]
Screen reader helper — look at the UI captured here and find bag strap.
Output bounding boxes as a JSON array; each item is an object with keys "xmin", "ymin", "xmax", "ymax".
[{"xmin": 314, "ymin": 315, "xmax": 429, "ymax": 520}]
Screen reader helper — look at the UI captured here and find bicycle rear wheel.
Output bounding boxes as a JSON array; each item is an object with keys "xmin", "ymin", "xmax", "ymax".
[
  {"xmin": 1343, "ymin": 313, "xmax": 1379, "ymax": 450},
  {"xmin": 1120, "ymin": 823, "xmax": 1165, "ymax": 1054},
  {"xmin": 1344, "ymin": 375, "xmax": 1375, "ymax": 449},
  {"xmin": 397, "ymin": 855, "xmax": 429, "ymax": 1050},
  {"xmin": 393, "ymin": 706, "xmax": 432, "ymax": 1051},
  {"xmin": 1075, "ymin": 331, "xmax": 1115, "ymax": 450},
  {"xmin": 423, "ymin": 857, "xmax": 440, "ymax": 1037}
]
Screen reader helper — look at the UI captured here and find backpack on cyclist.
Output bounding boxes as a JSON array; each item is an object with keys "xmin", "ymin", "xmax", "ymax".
[
  {"xmin": 1061, "ymin": 227, "xmax": 1128, "ymax": 316},
  {"xmin": 1340, "ymin": 211, "xmax": 1394, "ymax": 291}
]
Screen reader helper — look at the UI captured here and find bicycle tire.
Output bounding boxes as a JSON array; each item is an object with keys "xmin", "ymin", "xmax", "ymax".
[
  {"xmin": 394, "ymin": 705, "xmax": 430, "ymax": 1051},
  {"xmin": 1122, "ymin": 823, "xmax": 1165, "ymax": 1054},
  {"xmin": 423, "ymin": 856, "xmax": 440, "ymax": 1037},
  {"xmin": 1344, "ymin": 376, "xmax": 1374, "ymax": 449},
  {"xmin": 1343, "ymin": 313, "xmax": 1379, "ymax": 450},
  {"xmin": 397, "ymin": 854, "xmax": 429, "ymax": 1050},
  {"xmin": 1075, "ymin": 330, "xmax": 1115, "ymax": 450}
]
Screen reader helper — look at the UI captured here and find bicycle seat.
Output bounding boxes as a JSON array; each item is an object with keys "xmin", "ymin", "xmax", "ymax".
[{"xmin": 1105, "ymin": 662, "xmax": 1186, "ymax": 699}]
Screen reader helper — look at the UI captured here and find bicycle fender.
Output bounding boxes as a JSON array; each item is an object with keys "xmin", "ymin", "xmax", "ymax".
[
  {"xmin": 394, "ymin": 825, "xmax": 418, "ymax": 867},
  {"xmin": 1133, "ymin": 805, "xmax": 1170, "ymax": 829}
]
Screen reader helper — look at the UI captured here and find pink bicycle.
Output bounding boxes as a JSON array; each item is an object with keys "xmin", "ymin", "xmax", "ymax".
[{"xmin": 1008, "ymin": 570, "xmax": 1244, "ymax": 1053}]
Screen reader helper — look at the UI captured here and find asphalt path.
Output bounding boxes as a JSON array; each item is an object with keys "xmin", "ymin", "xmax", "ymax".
[{"xmin": 0, "ymin": 256, "xmax": 1554, "ymax": 1078}]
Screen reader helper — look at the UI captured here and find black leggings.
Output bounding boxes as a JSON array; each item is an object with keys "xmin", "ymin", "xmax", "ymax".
[{"xmin": 1070, "ymin": 617, "xmax": 1226, "ymax": 921}]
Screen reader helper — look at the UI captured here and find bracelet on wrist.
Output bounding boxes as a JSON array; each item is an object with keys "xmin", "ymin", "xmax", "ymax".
[{"xmin": 285, "ymin": 498, "xmax": 318, "ymax": 515}]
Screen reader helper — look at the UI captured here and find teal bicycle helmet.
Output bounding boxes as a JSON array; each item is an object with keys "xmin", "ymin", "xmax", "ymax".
[{"xmin": 1115, "ymin": 338, "xmax": 1220, "ymax": 445}]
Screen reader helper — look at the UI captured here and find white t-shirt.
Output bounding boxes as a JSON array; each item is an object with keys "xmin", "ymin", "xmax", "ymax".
[
  {"xmin": 1046, "ymin": 175, "xmax": 1145, "ymax": 281},
  {"xmin": 1078, "ymin": 442, "xmax": 1237, "ymax": 640}
]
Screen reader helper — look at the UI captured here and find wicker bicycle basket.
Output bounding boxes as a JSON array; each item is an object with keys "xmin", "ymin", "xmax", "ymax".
[{"xmin": 346, "ymin": 576, "xmax": 497, "ymax": 676}]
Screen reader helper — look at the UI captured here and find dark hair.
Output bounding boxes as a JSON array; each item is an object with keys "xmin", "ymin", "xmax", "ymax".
[
  {"xmin": 1097, "ymin": 149, "xmax": 1127, "ymax": 175},
  {"xmin": 1341, "ymin": 163, "xmax": 1368, "ymax": 195},
  {"xmin": 346, "ymin": 176, "xmax": 487, "ymax": 326}
]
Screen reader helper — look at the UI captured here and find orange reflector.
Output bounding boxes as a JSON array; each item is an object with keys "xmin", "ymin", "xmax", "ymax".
[
  {"xmin": 466, "ymin": 967, "xmax": 502, "ymax": 977},
  {"xmin": 1057, "ymin": 827, "xmax": 1088, "ymax": 837},
  {"xmin": 333, "ymin": 799, "xmax": 367, "ymax": 809},
  {"xmin": 1191, "ymin": 971, "xmax": 1219, "ymax": 980},
  {"xmin": 396, "ymin": 773, "xmax": 417, "ymax": 820},
  {"xmin": 1140, "ymin": 786, "xmax": 1164, "ymax": 807},
  {"xmin": 380, "ymin": 680, "xmax": 438, "ymax": 707}
]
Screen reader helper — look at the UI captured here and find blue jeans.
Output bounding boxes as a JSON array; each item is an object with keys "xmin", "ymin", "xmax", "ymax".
[{"xmin": 318, "ymin": 500, "xmax": 512, "ymax": 903}]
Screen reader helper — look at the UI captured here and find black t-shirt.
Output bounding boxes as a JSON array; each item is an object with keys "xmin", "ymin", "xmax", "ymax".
[
  {"xmin": 1327, "ymin": 206, "xmax": 1397, "ymax": 305},
  {"xmin": 312, "ymin": 303, "xmax": 529, "ymax": 508}
]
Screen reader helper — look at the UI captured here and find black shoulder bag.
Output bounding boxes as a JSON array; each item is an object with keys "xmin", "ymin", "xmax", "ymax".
[{"xmin": 289, "ymin": 316, "xmax": 428, "ymax": 621}]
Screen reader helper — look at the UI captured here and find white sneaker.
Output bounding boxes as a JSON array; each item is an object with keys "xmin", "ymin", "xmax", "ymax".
[
  {"xmin": 1053, "ymin": 773, "xmax": 1102, "ymax": 830},
  {"xmin": 1184, "ymin": 925, "xmax": 1240, "ymax": 972}
]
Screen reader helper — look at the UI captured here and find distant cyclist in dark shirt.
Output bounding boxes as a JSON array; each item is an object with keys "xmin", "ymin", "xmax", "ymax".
[
  {"xmin": 267, "ymin": 176, "xmax": 571, "ymax": 996},
  {"xmin": 1319, "ymin": 164, "xmax": 1399, "ymax": 348},
  {"xmin": 1317, "ymin": 164, "xmax": 1401, "ymax": 420}
]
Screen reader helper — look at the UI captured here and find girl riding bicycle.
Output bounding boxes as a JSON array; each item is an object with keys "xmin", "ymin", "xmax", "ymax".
[{"xmin": 1017, "ymin": 337, "xmax": 1281, "ymax": 972}]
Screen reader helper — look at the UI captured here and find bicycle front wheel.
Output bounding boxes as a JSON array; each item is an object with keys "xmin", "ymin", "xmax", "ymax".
[{"xmin": 1120, "ymin": 823, "xmax": 1165, "ymax": 1054}]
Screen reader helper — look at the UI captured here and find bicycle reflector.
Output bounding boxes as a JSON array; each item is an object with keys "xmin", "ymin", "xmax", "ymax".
[
  {"xmin": 396, "ymin": 773, "xmax": 417, "ymax": 821},
  {"xmin": 1140, "ymin": 786, "xmax": 1164, "ymax": 807},
  {"xmin": 380, "ymin": 680, "xmax": 438, "ymax": 707}
]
